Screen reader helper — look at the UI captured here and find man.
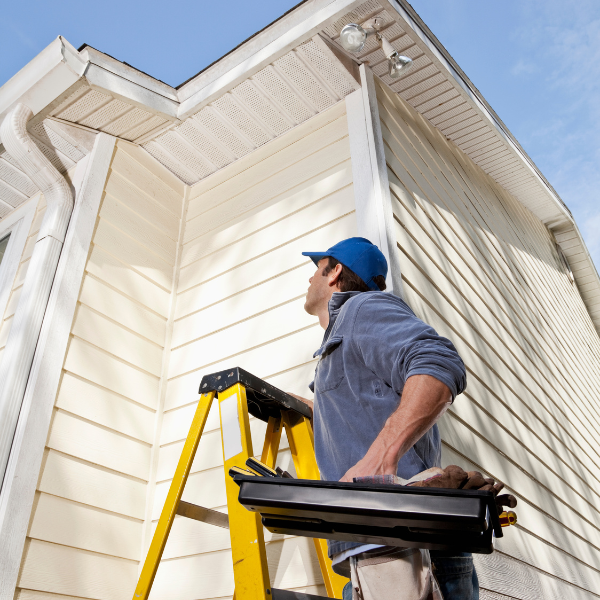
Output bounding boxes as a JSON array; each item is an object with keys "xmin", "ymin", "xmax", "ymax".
[{"xmin": 291, "ymin": 237, "xmax": 477, "ymax": 600}]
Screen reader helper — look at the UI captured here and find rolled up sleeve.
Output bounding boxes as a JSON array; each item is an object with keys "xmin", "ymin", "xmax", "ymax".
[{"xmin": 353, "ymin": 296, "xmax": 467, "ymax": 400}]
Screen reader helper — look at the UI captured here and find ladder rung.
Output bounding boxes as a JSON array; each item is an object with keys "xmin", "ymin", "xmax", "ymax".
[
  {"xmin": 271, "ymin": 589, "xmax": 330, "ymax": 600},
  {"xmin": 176, "ymin": 500, "xmax": 229, "ymax": 529}
]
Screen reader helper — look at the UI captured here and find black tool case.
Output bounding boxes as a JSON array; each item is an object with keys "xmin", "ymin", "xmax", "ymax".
[{"xmin": 233, "ymin": 474, "xmax": 502, "ymax": 554}]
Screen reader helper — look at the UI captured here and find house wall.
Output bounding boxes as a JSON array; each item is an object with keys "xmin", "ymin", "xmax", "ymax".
[
  {"xmin": 0, "ymin": 194, "xmax": 44, "ymax": 362},
  {"xmin": 147, "ymin": 100, "xmax": 356, "ymax": 600},
  {"xmin": 14, "ymin": 141, "xmax": 185, "ymax": 600},
  {"xmin": 376, "ymin": 80, "xmax": 600, "ymax": 600}
]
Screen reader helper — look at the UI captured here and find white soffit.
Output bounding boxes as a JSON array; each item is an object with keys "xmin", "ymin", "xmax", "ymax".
[
  {"xmin": 323, "ymin": 0, "xmax": 569, "ymax": 227},
  {"xmin": 142, "ymin": 37, "xmax": 360, "ymax": 184}
]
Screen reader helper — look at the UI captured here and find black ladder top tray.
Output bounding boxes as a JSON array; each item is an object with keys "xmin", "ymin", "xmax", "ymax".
[
  {"xmin": 233, "ymin": 474, "xmax": 502, "ymax": 554},
  {"xmin": 199, "ymin": 367, "xmax": 312, "ymax": 422}
]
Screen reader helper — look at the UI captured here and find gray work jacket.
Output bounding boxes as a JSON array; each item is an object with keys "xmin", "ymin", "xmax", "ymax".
[{"xmin": 309, "ymin": 291, "xmax": 467, "ymax": 557}]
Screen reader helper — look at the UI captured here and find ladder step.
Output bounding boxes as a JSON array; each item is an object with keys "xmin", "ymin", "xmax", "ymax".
[
  {"xmin": 271, "ymin": 589, "xmax": 330, "ymax": 600},
  {"xmin": 176, "ymin": 501, "xmax": 229, "ymax": 529}
]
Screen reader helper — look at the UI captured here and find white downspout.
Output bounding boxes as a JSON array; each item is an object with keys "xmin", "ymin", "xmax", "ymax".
[{"xmin": 0, "ymin": 103, "xmax": 74, "ymax": 489}]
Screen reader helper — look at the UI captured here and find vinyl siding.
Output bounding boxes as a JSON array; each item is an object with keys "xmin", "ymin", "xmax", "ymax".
[
  {"xmin": 0, "ymin": 193, "xmax": 44, "ymax": 358},
  {"xmin": 15, "ymin": 141, "xmax": 185, "ymax": 600},
  {"xmin": 376, "ymin": 79, "xmax": 600, "ymax": 600},
  {"xmin": 148, "ymin": 100, "xmax": 355, "ymax": 600}
]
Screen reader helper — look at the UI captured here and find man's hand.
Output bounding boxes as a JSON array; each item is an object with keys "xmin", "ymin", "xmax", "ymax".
[
  {"xmin": 411, "ymin": 465, "xmax": 518, "ymax": 516},
  {"xmin": 340, "ymin": 374, "xmax": 451, "ymax": 482},
  {"xmin": 287, "ymin": 393, "xmax": 314, "ymax": 415}
]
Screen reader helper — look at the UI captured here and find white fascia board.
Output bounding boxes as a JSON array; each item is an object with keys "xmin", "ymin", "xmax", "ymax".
[
  {"xmin": 85, "ymin": 63, "xmax": 180, "ymax": 122},
  {"xmin": 0, "ymin": 37, "xmax": 87, "ymax": 139},
  {"xmin": 383, "ymin": 0, "xmax": 571, "ymax": 227},
  {"xmin": 80, "ymin": 47, "xmax": 178, "ymax": 101},
  {"xmin": 176, "ymin": 0, "xmax": 364, "ymax": 120}
]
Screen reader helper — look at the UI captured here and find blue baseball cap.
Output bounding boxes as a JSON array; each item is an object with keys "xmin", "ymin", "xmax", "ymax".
[{"xmin": 302, "ymin": 237, "xmax": 388, "ymax": 291}]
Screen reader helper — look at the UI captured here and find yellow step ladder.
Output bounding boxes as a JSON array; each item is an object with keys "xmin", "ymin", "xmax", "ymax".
[{"xmin": 133, "ymin": 367, "xmax": 348, "ymax": 600}]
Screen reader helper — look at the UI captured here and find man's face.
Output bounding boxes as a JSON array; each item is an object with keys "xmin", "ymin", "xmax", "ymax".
[{"xmin": 304, "ymin": 258, "xmax": 334, "ymax": 316}]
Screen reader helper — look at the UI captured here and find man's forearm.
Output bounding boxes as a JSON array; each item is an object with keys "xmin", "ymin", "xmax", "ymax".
[{"xmin": 340, "ymin": 374, "xmax": 451, "ymax": 481}]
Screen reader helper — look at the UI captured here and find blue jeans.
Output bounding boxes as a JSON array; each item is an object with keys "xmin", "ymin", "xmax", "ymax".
[
  {"xmin": 430, "ymin": 552, "xmax": 479, "ymax": 600},
  {"xmin": 341, "ymin": 552, "xmax": 478, "ymax": 600}
]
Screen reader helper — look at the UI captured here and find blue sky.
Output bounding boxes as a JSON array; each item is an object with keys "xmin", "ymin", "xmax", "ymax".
[{"xmin": 1, "ymin": 0, "xmax": 598, "ymax": 271}]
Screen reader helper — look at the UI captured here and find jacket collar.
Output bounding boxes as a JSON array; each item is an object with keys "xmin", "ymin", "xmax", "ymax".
[{"xmin": 322, "ymin": 291, "xmax": 362, "ymax": 342}]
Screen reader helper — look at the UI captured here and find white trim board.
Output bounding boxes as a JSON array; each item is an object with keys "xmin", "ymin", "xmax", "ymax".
[
  {"xmin": 0, "ymin": 197, "xmax": 38, "ymax": 325},
  {"xmin": 345, "ymin": 65, "xmax": 404, "ymax": 297},
  {"xmin": 0, "ymin": 133, "xmax": 116, "ymax": 600}
]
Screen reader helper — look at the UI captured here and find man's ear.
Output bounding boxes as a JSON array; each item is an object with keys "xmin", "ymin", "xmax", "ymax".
[{"xmin": 328, "ymin": 262, "xmax": 343, "ymax": 288}]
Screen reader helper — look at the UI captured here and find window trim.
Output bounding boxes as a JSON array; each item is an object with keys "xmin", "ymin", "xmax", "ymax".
[{"xmin": 0, "ymin": 196, "xmax": 39, "ymax": 325}]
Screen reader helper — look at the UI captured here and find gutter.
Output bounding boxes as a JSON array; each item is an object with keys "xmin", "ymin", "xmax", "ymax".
[
  {"xmin": 0, "ymin": 103, "xmax": 74, "ymax": 488},
  {"xmin": 0, "ymin": 37, "xmax": 87, "ymax": 144}
]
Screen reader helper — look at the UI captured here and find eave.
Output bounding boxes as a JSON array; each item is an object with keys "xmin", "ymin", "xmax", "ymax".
[{"xmin": 0, "ymin": 0, "xmax": 598, "ymax": 334}]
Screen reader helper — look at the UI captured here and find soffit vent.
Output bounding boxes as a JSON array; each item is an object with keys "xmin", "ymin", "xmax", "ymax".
[{"xmin": 141, "ymin": 36, "xmax": 360, "ymax": 185}]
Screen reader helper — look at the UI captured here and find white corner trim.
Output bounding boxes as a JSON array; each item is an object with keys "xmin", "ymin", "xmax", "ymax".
[
  {"xmin": 345, "ymin": 64, "xmax": 404, "ymax": 297},
  {"xmin": 0, "ymin": 198, "xmax": 38, "ymax": 324},
  {"xmin": 0, "ymin": 133, "xmax": 116, "ymax": 600}
]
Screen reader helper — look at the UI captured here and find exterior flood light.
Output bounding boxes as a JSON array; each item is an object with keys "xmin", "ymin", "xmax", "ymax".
[
  {"xmin": 339, "ymin": 23, "xmax": 369, "ymax": 53},
  {"xmin": 339, "ymin": 20, "xmax": 413, "ymax": 80},
  {"xmin": 380, "ymin": 36, "xmax": 413, "ymax": 80},
  {"xmin": 339, "ymin": 18, "xmax": 382, "ymax": 53}
]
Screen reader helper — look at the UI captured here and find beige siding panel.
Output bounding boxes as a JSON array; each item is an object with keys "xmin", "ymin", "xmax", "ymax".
[
  {"xmin": 47, "ymin": 410, "xmax": 151, "ymax": 481},
  {"xmin": 64, "ymin": 337, "xmax": 159, "ymax": 409},
  {"xmin": 93, "ymin": 219, "xmax": 173, "ymax": 291},
  {"xmin": 152, "ymin": 468, "xmax": 226, "ymax": 521},
  {"xmin": 100, "ymin": 193, "xmax": 177, "ymax": 265},
  {"xmin": 178, "ymin": 211, "xmax": 355, "ymax": 298},
  {"xmin": 157, "ymin": 417, "xmax": 270, "ymax": 480},
  {"xmin": 118, "ymin": 141, "xmax": 186, "ymax": 202},
  {"xmin": 149, "ymin": 537, "xmax": 322, "ymax": 600},
  {"xmin": 13, "ymin": 257, "xmax": 30, "ymax": 288},
  {"xmin": 184, "ymin": 136, "xmax": 351, "ymax": 244},
  {"xmin": 0, "ymin": 314, "xmax": 12, "ymax": 348},
  {"xmin": 86, "ymin": 245, "xmax": 170, "ymax": 316},
  {"xmin": 29, "ymin": 493, "xmax": 142, "ymax": 561},
  {"xmin": 39, "ymin": 450, "xmax": 147, "ymax": 519},
  {"xmin": 104, "ymin": 169, "xmax": 180, "ymax": 240},
  {"xmin": 72, "ymin": 304, "xmax": 163, "ymax": 376},
  {"xmin": 169, "ymin": 298, "xmax": 316, "ymax": 379},
  {"xmin": 165, "ymin": 324, "xmax": 323, "ymax": 412},
  {"xmin": 18, "ymin": 589, "xmax": 91, "ymax": 600},
  {"xmin": 180, "ymin": 159, "xmax": 353, "ymax": 269},
  {"xmin": 56, "ymin": 373, "xmax": 155, "ymax": 444},
  {"xmin": 441, "ymin": 445, "xmax": 600, "ymax": 580},
  {"xmin": 78, "ymin": 275, "xmax": 166, "ymax": 346},
  {"xmin": 5, "ymin": 284, "xmax": 22, "ymax": 319},
  {"xmin": 181, "ymin": 184, "xmax": 354, "ymax": 290},
  {"xmin": 377, "ymin": 80, "xmax": 600, "ymax": 597},
  {"xmin": 18, "ymin": 540, "xmax": 137, "ymax": 600},
  {"xmin": 172, "ymin": 264, "xmax": 314, "ymax": 347}
]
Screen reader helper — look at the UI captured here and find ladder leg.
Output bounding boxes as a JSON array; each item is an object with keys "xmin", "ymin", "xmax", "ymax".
[
  {"xmin": 220, "ymin": 383, "xmax": 271, "ymax": 600},
  {"xmin": 281, "ymin": 411, "xmax": 349, "ymax": 599},
  {"xmin": 260, "ymin": 416, "xmax": 282, "ymax": 468},
  {"xmin": 133, "ymin": 391, "xmax": 215, "ymax": 600}
]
